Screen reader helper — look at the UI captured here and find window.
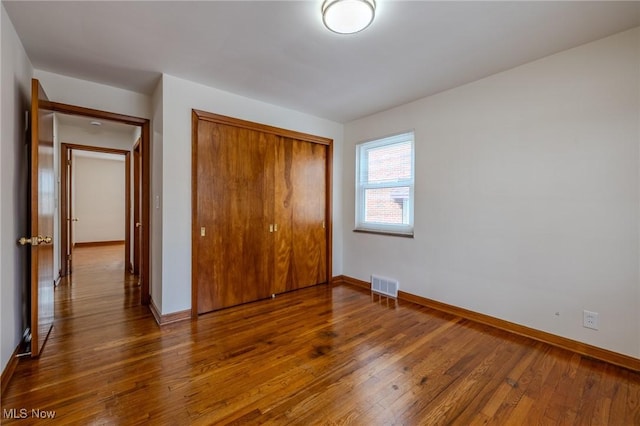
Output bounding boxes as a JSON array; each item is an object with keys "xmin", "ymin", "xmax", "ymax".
[{"xmin": 355, "ymin": 131, "xmax": 414, "ymax": 236}]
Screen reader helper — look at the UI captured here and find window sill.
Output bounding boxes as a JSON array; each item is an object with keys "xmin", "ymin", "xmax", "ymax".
[{"xmin": 353, "ymin": 229, "xmax": 414, "ymax": 238}]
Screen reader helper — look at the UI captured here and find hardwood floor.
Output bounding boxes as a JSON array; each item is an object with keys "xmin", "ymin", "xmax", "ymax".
[{"xmin": 2, "ymin": 245, "xmax": 639, "ymax": 424}]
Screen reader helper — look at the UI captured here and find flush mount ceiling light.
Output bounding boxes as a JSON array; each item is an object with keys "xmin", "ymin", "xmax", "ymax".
[
  {"xmin": 89, "ymin": 120, "xmax": 102, "ymax": 126},
  {"xmin": 322, "ymin": 0, "xmax": 376, "ymax": 34}
]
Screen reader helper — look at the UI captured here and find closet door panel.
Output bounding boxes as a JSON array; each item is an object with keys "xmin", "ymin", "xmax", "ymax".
[
  {"xmin": 273, "ymin": 136, "xmax": 293, "ymax": 293},
  {"xmin": 292, "ymin": 139, "xmax": 327, "ymax": 288},
  {"xmin": 240, "ymin": 130, "xmax": 276, "ymax": 304},
  {"xmin": 275, "ymin": 137, "xmax": 327, "ymax": 290},
  {"xmin": 196, "ymin": 122, "xmax": 274, "ymax": 313}
]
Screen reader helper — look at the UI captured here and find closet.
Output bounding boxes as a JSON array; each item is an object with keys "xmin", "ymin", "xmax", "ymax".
[{"xmin": 192, "ymin": 110, "xmax": 332, "ymax": 314}]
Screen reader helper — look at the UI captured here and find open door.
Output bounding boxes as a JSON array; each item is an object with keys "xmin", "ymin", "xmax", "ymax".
[
  {"xmin": 60, "ymin": 143, "xmax": 75, "ymax": 276},
  {"xmin": 17, "ymin": 79, "xmax": 55, "ymax": 357},
  {"xmin": 133, "ymin": 139, "xmax": 141, "ymax": 275}
]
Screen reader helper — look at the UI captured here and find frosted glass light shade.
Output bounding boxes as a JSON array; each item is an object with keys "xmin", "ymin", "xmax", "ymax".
[{"xmin": 322, "ymin": 0, "xmax": 376, "ymax": 34}]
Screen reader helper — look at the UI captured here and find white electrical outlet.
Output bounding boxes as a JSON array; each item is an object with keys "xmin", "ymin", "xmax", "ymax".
[{"xmin": 583, "ymin": 310, "xmax": 599, "ymax": 330}]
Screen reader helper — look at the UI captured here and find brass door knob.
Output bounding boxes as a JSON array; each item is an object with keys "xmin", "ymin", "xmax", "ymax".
[
  {"xmin": 135, "ymin": 222, "xmax": 142, "ymax": 228},
  {"xmin": 16, "ymin": 236, "xmax": 51, "ymax": 246},
  {"xmin": 38, "ymin": 235, "xmax": 52, "ymax": 244},
  {"xmin": 17, "ymin": 237, "xmax": 33, "ymax": 246}
]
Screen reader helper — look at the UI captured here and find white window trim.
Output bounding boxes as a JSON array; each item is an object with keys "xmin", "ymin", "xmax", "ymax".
[{"xmin": 355, "ymin": 131, "xmax": 415, "ymax": 237}]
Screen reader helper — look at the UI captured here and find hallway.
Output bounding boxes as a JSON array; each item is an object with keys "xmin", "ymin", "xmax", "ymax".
[{"xmin": 57, "ymin": 244, "xmax": 142, "ymax": 322}]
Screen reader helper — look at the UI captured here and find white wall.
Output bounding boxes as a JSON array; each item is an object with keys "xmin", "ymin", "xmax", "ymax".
[
  {"xmin": 159, "ymin": 74, "xmax": 344, "ymax": 314},
  {"xmin": 0, "ymin": 4, "xmax": 33, "ymax": 373},
  {"xmin": 343, "ymin": 28, "xmax": 640, "ymax": 358},
  {"xmin": 72, "ymin": 154, "xmax": 126, "ymax": 244},
  {"xmin": 34, "ymin": 70, "xmax": 151, "ymax": 119}
]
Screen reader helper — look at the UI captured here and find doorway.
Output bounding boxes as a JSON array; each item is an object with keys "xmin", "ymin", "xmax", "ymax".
[
  {"xmin": 60, "ymin": 143, "xmax": 131, "ymax": 277},
  {"xmin": 54, "ymin": 103, "xmax": 150, "ymax": 305}
]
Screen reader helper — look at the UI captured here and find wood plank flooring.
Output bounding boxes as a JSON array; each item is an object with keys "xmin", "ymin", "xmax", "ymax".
[{"xmin": 2, "ymin": 245, "xmax": 639, "ymax": 424}]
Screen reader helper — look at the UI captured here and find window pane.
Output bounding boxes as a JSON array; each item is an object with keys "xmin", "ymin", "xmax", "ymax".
[
  {"xmin": 366, "ymin": 141, "xmax": 412, "ymax": 184},
  {"xmin": 364, "ymin": 187, "xmax": 410, "ymax": 225},
  {"xmin": 355, "ymin": 131, "xmax": 414, "ymax": 235}
]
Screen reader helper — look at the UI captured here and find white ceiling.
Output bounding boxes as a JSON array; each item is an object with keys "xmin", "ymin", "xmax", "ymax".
[{"xmin": 4, "ymin": 1, "xmax": 639, "ymax": 123}]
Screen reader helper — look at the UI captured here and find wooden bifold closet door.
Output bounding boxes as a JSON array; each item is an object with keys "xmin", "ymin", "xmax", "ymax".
[
  {"xmin": 192, "ymin": 111, "xmax": 332, "ymax": 315},
  {"xmin": 273, "ymin": 137, "xmax": 327, "ymax": 294}
]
